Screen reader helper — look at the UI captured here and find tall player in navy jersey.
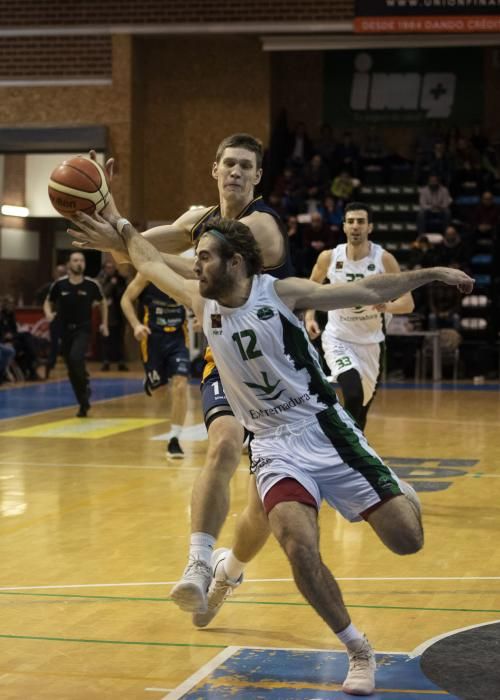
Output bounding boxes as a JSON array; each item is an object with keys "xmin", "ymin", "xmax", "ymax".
[
  {"xmin": 81, "ymin": 134, "xmax": 293, "ymax": 616},
  {"xmin": 121, "ymin": 273, "xmax": 190, "ymax": 459}
]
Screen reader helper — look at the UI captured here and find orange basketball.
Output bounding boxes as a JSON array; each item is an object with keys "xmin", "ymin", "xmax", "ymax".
[{"xmin": 48, "ymin": 156, "xmax": 110, "ymax": 217}]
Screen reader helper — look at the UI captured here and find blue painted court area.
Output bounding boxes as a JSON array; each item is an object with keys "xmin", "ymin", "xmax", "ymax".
[
  {"xmin": 174, "ymin": 647, "xmax": 458, "ymax": 699},
  {"xmin": 0, "ymin": 378, "xmax": 144, "ymax": 420}
]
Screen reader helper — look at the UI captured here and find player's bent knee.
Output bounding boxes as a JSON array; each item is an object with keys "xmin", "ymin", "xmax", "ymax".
[
  {"xmin": 391, "ymin": 527, "xmax": 423, "ymax": 555},
  {"xmin": 367, "ymin": 494, "xmax": 424, "ymax": 555},
  {"xmin": 206, "ymin": 418, "xmax": 244, "ymax": 470}
]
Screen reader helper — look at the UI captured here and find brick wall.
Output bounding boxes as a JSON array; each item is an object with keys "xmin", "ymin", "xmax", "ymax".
[
  {"xmin": 0, "ymin": 36, "xmax": 111, "ymax": 80},
  {"xmin": 0, "ymin": 0, "xmax": 353, "ymax": 27},
  {"xmin": 136, "ymin": 35, "xmax": 271, "ymax": 220}
]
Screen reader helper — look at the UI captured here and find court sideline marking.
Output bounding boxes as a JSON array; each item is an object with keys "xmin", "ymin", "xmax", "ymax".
[{"xmin": 1, "ymin": 575, "xmax": 500, "ymax": 592}]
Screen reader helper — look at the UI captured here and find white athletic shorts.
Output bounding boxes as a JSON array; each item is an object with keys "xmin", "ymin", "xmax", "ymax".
[
  {"xmin": 322, "ymin": 338, "xmax": 382, "ymax": 406},
  {"xmin": 251, "ymin": 403, "xmax": 402, "ymax": 522}
]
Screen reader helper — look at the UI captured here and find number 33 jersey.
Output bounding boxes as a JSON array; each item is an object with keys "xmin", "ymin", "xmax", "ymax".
[
  {"xmin": 323, "ymin": 242, "xmax": 390, "ymax": 345},
  {"xmin": 202, "ymin": 274, "xmax": 338, "ymax": 435}
]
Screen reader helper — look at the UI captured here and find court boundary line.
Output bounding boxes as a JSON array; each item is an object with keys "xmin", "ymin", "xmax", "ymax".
[
  {"xmin": 163, "ymin": 646, "xmax": 240, "ymax": 700},
  {"xmin": 2, "ymin": 575, "xmax": 500, "ymax": 592}
]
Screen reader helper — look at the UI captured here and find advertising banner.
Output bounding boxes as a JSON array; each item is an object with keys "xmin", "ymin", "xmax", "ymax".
[
  {"xmin": 354, "ymin": 0, "xmax": 500, "ymax": 33},
  {"xmin": 324, "ymin": 48, "xmax": 483, "ymax": 126}
]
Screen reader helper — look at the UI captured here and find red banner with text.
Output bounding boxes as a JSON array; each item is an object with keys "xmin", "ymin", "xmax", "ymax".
[{"xmin": 355, "ymin": 1, "xmax": 500, "ymax": 33}]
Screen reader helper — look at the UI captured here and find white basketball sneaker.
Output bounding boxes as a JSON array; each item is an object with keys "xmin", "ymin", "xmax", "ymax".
[
  {"xmin": 170, "ymin": 558, "xmax": 212, "ymax": 613},
  {"xmin": 342, "ymin": 636, "xmax": 376, "ymax": 696},
  {"xmin": 192, "ymin": 548, "xmax": 243, "ymax": 628}
]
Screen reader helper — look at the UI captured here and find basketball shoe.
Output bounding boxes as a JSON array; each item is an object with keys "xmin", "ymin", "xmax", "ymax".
[
  {"xmin": 167, "ymin": 437, "xmax": 184, "ymax": 460},
  {"xmin": 170, "ymin": 558, "xmax": 212, "ymax": 613},
  {"xmin": 342, "ymin": 635, "xmax": 376, "ymax": 696},
  {"xmin": 192, "ymin": 548, "xmax": 243, "ymax": 628}
]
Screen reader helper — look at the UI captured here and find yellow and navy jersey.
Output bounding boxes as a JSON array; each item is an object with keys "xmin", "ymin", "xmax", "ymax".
[
  {"xmin": 138, "ymin": 283, "xmax": 186, "ymax": 335},
  {"xmin": 190, "ymin": 196, "xmax": 294, "ymax": 280},
  {"xmin": 192, "ymin": 196, "xmax": 293, "ymax": 382}
]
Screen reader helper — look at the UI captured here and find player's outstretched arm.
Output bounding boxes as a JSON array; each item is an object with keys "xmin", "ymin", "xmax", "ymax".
[
  {"xmin": 70, "ymin": 213, "xmax": 201, "ymax": 312},
  {"xmin": 377, "ymin": 251, "xmax": 414, "ymax": 314},
  {"xmin": 276, "ymin": 267, "xmax": 474, "ymax": 313}
]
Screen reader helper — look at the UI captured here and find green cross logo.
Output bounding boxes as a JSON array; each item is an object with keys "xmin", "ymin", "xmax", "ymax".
[{"xmin": 244, "ymin": 371, "xmax": 284, "ymax": 401}]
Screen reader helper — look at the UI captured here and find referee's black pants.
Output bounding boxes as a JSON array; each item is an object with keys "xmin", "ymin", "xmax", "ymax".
[{"xmin": 61, "ymin": 324, "xmax": 91, "ymax": 406}]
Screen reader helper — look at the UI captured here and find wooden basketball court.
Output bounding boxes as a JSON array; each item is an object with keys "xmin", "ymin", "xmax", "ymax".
[{"xmin": 1, "ymin": 366, "xmax": 499, "ymax": 698}]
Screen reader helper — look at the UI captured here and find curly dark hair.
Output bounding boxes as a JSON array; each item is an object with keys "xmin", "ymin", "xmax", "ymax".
[
  {"xmin": 197, "ymin": 218, "xmax": 263, "ymax": 277},
  {"xmin": 215, "ymin": 133, "xmax": 264, "ymax": 169}
]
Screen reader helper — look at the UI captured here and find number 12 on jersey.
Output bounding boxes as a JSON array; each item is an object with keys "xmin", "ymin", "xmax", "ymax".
[{"xmin": 232, "ymin": 330, "xmax": 263, "ymax": 361}]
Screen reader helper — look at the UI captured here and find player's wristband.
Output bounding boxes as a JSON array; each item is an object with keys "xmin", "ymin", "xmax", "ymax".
[{"xmin": 116, "ymin": 217, "xmax": 131, "ymax": 234}]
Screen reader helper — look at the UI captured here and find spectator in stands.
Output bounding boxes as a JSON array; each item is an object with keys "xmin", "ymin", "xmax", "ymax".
[
  {"xmin": 97, "ymin": 259, "xmax": 129, "ymax": 371},
  {"xmin": 417, "ymin": 173, "xmax": 452, "ymax": 234},
  {"xmin": 0, "ymin": 341, "xmax": 15, "ymax": 384},
  {"xmin": 434, "ymin": 226, "xmax": 469, "ymax": 269},
  {"xmin": 34, "ymin": 263, "xmax": 67, "ymax": 306},
  {"xmin": 414, "ymin": 122, "xmax": 446, "ymax": 162},
  {"xmin": 451, "ymin": 137, "xmax": 482, "ymax": 194},
  {"xmin": 332, "ymin": 131, "xmax": 360, "ymax": 177},
  {"xmin": 331, "ymin": 169, "xmax": 357, "ymax": 204},
  {"xmin": 314, "ymin": 122, "xmax": 336, "ymax": 175},
  {"xmin": 274, "ymin": 166, "xmax": 306, "ymax": 216},
  {"xmin": 474, "ymin": 190, "xmax": 500, "ymax": 237},
  {"xmin": 416, "ymin": 141, "xmax": 453, "ymax": 187},
  {"xmin": 37, "ymin": 263, "xmax": 67, "ymax": 379},
  {"xmin": 360, "ymin": 125, "xmax": 388, "ymax": 178},
  {"xmin": 286, "ymin": 121, "xmax": 313, "ymax": 167},
  {"xmin": 470, "ymin": 125, "xmax": 490, "ymax": 155},
  {"xmin": 480, "ymin": 146, "xmax": 500, "ymax": 189},
  {"xmin": 445, "ymin": 124, "xmax": 462, "ymax": 155},
  {"xmin": 0, "ymin": 294, "xmax": 40, "ymax": 381},
  {"xmin": 408, "ymin": 234, "xmax": 436, "ymax": 270},
  {"xmin": 301, "ymin": 211, "xmax": 338, "ymax": 276},
  {"xmin": 317, "ymin": 194, "xmax": 344, "ymax": 235},
  {"xmin": 303, "ymin": 154, "xmax": 331, "ymax": 208}
]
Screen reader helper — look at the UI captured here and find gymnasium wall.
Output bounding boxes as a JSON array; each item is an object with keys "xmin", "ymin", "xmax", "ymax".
[
  {"xmin": 135, "ymin": 35, "xmax": 270, "ymax": 221},
  {"xmin": 0, "ymin": 0, "xmax": 353, "ymax": 27},
  {"xmin": 0, "ymin": 26, "xmax": 499, "ymax": 302}
]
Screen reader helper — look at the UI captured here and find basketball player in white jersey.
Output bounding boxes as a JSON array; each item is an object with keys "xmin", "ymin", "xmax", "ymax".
[
  {"xmin": 87, "ymin": 135, "xmax": 289, "ymax": 617},
  {"xmin": 69, "ymin": 213, "xmax": 473, "ymax": 696},
  {"xmin": 305, "ymin": 202, "xmax": 414, "ymax": 430}
]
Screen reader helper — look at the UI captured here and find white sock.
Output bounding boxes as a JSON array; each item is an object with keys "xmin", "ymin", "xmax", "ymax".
[
  {"xmin": 336, "ymin": 623, "xmax": 365, "ymax": 649},
  {"xmin": 222, "ymin": 551, "xmax": 245, "ymax": 581},
  {"xmin": 188, "ymin": 532, "xmax": 215, "ymax": 567},
  {"xmin": 170, "ymin": 424, "xmax": 181, "ymax": 440}
]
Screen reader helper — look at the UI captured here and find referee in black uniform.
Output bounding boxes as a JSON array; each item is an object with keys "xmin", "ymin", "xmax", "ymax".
[{"xmin": 45, "ymin": 251, "xmax": 108, "ymax": 416}]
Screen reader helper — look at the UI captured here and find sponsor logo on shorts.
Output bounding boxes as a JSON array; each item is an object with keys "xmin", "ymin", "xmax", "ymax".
[
  {"xmin": 250, "ymin": 456, "xmax": 272, "ymax": 474},
  {"xmin": 249, "ymin": 392, "xmax": 311, "ymax": 419}
]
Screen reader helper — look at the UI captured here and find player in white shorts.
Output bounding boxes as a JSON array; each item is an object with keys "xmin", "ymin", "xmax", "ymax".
[
  {"xmin": 305, "ymin": 202, "xmax": 414, "ymax": 430},
  {"xmin": 70, "ymin": 212, "xmax": 473, "ymax": 696}
]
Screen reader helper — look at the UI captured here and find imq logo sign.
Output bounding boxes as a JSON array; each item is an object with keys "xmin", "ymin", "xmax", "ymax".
[
  {"xmin": 324, "ymin": 47, "xmax": 482, "ymax": 126},
  {"xmin": 351, "ymin": 52, "xmax": 455, "ymax": 118}
]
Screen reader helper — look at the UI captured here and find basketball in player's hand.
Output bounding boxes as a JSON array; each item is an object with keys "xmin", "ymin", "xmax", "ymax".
[{"xmin": 48, "ymin": 156, "xmax": 110, "ymax": 218}]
